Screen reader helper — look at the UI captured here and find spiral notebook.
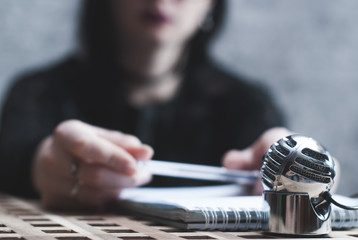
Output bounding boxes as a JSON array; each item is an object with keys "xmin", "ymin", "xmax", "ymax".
[{"xmin": 117, "ymin": 185, "xmax": 358, "ymax": 231}]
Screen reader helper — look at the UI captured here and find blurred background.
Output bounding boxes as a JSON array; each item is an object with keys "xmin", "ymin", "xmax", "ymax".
[{"xmin": 1, "ymin": 0, "xmax": 358, "ymax": 195}]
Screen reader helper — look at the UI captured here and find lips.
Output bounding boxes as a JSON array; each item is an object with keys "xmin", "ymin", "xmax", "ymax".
[{"xmin": 141, "ymin": 9, "xmax": 172, "ymax": 25}]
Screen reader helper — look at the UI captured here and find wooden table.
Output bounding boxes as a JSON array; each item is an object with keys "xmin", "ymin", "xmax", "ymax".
[{"xmin": 1, "ymin": 194, "xmax": 358, "ymax": 240}]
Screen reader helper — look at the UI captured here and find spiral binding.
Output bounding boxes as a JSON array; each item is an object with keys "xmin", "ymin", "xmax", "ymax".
[
  {"xmin": 196, "ymin": 205, "xmax": 355, "ymax": 230},
  {"xmin": 219, "ymin": 207, "xmax": 229, "ymax": 230},
  {"xmin": 196, "ymin": 207, "xmax": 268, "ymax": 230},
  {"xmin": 331, "ymin": 208, "xmax": 358, "ymax": 229}
]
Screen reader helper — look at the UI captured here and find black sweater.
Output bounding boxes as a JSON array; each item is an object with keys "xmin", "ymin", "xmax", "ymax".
[{"xmin": 0, "ymin": 57, "xmax": 284, "ymax": 198}]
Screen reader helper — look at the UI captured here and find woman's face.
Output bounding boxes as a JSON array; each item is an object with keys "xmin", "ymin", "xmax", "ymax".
[{"xmin": 111, "ymin": 0, "xmax": 213, "ymax": 47}]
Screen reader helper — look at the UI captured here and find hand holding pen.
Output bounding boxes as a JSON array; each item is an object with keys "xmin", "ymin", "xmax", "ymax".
[{"xmin": 32, "ymin": 120, "xmax": 153, "ymax": 210}]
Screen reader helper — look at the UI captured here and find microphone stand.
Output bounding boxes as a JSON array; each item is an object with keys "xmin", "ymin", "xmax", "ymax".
[{"xmin": 264, "ymin": 191, "xmax": 331, "ymax": 235}]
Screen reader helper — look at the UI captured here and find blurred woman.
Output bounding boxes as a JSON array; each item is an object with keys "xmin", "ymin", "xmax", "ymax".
[{"xmin": 0, "ymin": 0, "xmax": 289, "ymax": 210}]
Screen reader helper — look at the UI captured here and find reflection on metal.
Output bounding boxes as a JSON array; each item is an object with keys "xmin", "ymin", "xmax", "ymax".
[{"xmin": 264, "ymin": 191, "xmax": 331, "ymax": 236}]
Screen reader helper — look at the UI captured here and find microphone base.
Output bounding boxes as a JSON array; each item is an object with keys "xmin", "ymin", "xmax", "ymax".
[{"xmin": 264, "ymin": 191, "xmax": 331, "ymax": 236}]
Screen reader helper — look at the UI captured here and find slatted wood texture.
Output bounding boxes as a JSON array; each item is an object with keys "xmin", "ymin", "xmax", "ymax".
[{"xmin": 1, "ymin": 194, "xmax": 358, "ymax": 240}]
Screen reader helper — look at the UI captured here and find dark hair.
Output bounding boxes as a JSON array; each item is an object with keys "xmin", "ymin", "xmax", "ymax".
[{"xmin": 79, "ymin": 0, "xmax": 226, "ymax": 66}]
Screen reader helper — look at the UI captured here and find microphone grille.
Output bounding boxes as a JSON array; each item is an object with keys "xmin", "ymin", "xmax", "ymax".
[
  {"xmin": 261, "ymin": 134, "xmax": 335, "ymax": 196},
  {"xmin": 261, "ymin": 135, "xmax": 295, "ymax": 189}
]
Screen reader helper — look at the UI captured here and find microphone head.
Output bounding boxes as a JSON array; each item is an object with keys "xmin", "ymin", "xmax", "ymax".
[{"xmin": 261, "ymin": 134, "xmax": 335, "ymax": 198}]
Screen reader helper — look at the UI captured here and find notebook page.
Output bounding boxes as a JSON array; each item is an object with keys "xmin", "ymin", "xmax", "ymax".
[{"xmin": 120, "ymin": 184, "xmax": 244, "ymax": 200}]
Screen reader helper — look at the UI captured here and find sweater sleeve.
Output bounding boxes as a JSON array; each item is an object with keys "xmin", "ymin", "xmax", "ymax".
[{"xmin": 0, "ymin": 73, "xmax": 60, "ymax": 198}]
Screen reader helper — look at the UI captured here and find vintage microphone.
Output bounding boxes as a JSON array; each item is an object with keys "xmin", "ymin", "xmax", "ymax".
[{"xmin": 261, "ymin": 134, "xmax": 336, "ymax": 235}]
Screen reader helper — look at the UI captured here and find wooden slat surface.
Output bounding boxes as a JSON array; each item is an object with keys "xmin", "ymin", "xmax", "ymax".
[{"xmin": 1, "ymin": 194, "xmax": 358, "ymax": 240}]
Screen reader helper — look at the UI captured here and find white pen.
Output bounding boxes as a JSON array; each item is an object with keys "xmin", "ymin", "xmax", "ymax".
[{"xmin": 138, "ymin": 160, "xmax": 260, "ymax": 186}]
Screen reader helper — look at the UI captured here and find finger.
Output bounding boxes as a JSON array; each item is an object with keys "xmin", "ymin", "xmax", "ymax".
[
  {"xmin": 252, "ymin": 177, "xmax": 264, "ymax": 195},
  {"xmin": 126, "ymin": 145, "xmax": 154, "ymax": 160},
  {"xmin": 222, "ymin": 149, "xmax": 258, "ymax": 170},
  {"xmin": 77, "ymin": 163, "xmax": 152, "ymax": 189},
  {"xmin": 252, "ymin": 127, "xmax": 292, "ymax": 158},
  {"xmin": 223, "ymin": 127, "xmax": 292, "ymax": 171},
  {"xmin": 330, "ymin": 157, "xmax": 340, "ymax": 194},
  {"xmin": 75, "ymin": 121, "xmax": 154, "ymax": 159},
  {"xmin": 93, "ymin": 127, "xmax": 142, "ymax": 148},
  {"xmin": 76, "ymin": 137, "xmax": 137, "ymax": 175},
  {"xmin": 93, "ymin": 127, "xmax": 154, "ymax": 160},
  {"xmin": 54, "ymin": 121, "xmax": 137, "ymax": 175}
]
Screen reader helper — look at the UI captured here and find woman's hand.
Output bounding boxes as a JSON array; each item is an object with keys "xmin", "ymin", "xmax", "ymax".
[
  {"xmin": 32, "ymin": 120, "xmax": 154, "ymax": 210},
  {"xmin": 222, "ymin": 127, "xmax": 292, "ymax": 195}
]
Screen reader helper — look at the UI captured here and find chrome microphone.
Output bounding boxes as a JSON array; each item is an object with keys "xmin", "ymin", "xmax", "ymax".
[{"xmin": 261, "ymin": 134, "xmax": 336, "ymax": 235}]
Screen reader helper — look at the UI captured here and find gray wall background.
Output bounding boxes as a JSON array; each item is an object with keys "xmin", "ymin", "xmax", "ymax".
[{"xmin": 1, "ymin": 0, "xmax": 358, "ymax": 195}]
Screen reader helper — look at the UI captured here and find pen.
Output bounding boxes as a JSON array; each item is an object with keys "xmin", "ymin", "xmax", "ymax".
[{"xmin": 139, "ymin": 160, "xmax": 260, "ymax": 185}]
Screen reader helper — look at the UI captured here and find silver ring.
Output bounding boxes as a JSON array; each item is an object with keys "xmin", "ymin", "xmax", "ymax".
[
  {"xmin": 70, "ymin": 182, "xmax": 80, "ymax": 198},
  {"xmin": 70, "ymin": 160, "xmax": 79, "ymax": 177},
  {"xmin": 70, "ymin": 160, "xmax": 80, "ymax": 198}
]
